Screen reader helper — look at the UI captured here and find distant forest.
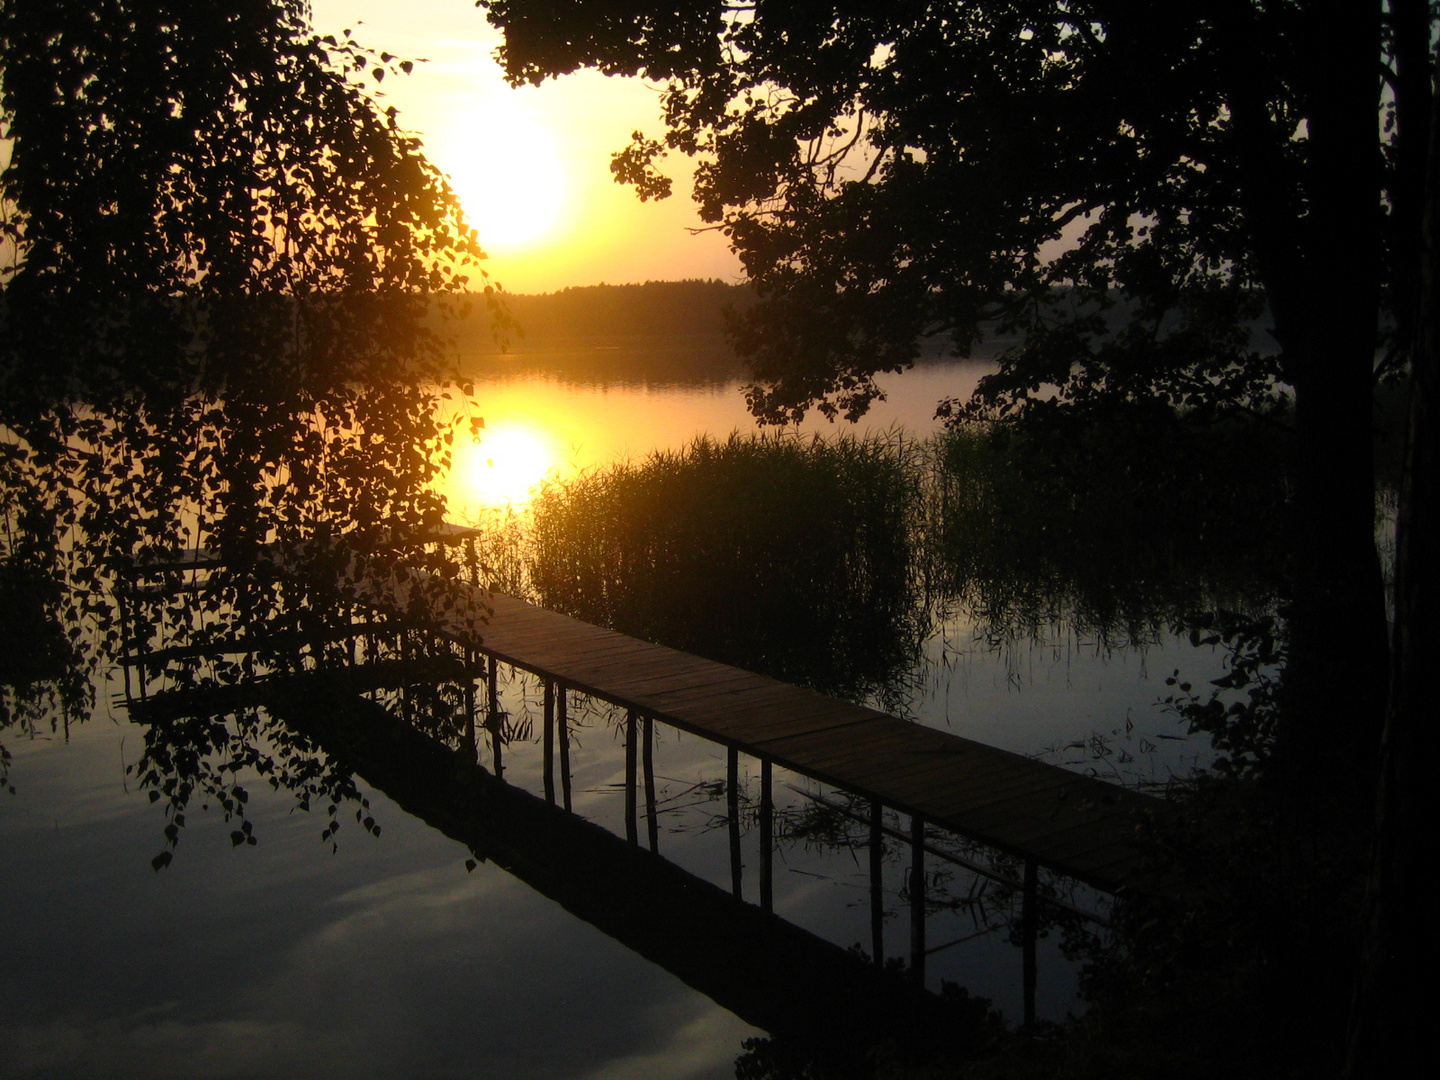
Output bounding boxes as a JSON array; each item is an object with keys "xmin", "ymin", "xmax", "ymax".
[
  {"xmin": 447, "ymin": 279, "xmax": 754, "ymax": 383},
  {"xmin": 462, "ymin": 279, "xmax": 754, "ymax": 349},
  {"xmin": 446, "ymin": 278, "xmax": 980, "ymax": 385},
  {"xmin": 447, "ymin": 280, "xmax": 1277, "ymax": 383}
]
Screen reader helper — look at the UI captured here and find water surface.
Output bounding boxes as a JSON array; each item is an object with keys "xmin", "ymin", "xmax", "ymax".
[{"xmin": 3, "ymin": 348, "xmax": 1246, "ymax": 1078}]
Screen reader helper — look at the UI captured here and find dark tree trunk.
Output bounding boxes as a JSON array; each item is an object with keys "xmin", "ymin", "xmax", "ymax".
[
  {"xmin": 1271, "ymin": 0, "xmax": 1390, "ymax": 817},
  {"xmin": 1344, "ymin": 43, "xmax": 1440, "ymax": 1080},
  {"xmin": 1386, "ymin": 0, "xmax": 1434, "ymax": 347}
]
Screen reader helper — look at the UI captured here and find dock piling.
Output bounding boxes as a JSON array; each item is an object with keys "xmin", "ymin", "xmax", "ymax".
[
  {"xmin": 558, "ymin": 686, "xmax": 572, "ymax": 812},
  {"xmin": 871, "ymin": 799, "xmax": 884, "ymax": 968},
  {"xmin": 728, "ymin": 747, "xmax": 742, "ymax": 899},
  {"xmin": 643, "ymin": 715, "xmax": 658, "ymax": 852},
  {"xmin": 1023, "ymin": 858, "xmax": 1038, "ymax": 1036},
  {"xmin": 760, "ymin": 759, "xmax": 773, "ymax": 913},
  {"xmin": 910, "ymin": 815, "xmax": 925, "ymax": 984},
  {"xmin": 542, "ymin": 679, "xmax": 555, "ymax": 804},
  {"xmin": 624, "ymin": 709, "xmax": 638, "ymax": 845}
]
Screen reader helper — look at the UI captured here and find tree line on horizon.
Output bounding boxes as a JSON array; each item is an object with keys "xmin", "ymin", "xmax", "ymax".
[{"xmin": 463, "ymin": 277, "xmax": 754, "ymax": 349}]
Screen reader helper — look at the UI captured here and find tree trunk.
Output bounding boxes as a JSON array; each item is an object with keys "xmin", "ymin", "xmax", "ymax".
[
  {"xmin": 1344, "ymin": 45, "xmax": 1440, "ymax": 1080},
  {"xmin": 1271, "ymin": 0, "xmax": 1390, "ymax": 817}
]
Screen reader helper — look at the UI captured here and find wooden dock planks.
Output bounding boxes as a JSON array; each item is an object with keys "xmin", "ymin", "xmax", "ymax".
[{"xmin": 369, "ymin": 581, "xmax": 1163, "ymax": 896}]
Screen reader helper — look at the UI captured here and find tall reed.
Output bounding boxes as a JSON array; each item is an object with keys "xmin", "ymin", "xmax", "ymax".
[{"xmin": 456, "ymin": 414, "xmax": 1295, "ymax": 703}]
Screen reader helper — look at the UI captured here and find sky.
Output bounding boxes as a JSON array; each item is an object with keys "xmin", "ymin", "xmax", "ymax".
[{"xmin": 310, "ymin": 0, "xmax": 743, "ymax": 295}]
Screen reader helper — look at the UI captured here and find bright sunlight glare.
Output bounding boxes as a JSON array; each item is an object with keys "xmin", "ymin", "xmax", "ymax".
[
  {"xmin": 444, "ymin": 112, "xmax": 566, "ymax": 253},
  {"xmin": 447, "ymin": 425, "xmax": 555, "ymax": 509}
]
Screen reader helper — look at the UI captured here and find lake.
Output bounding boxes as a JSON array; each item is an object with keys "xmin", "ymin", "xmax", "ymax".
[{"xmin": 2, "ymin": 348, "xmax": 1246, "ymax": 1079}]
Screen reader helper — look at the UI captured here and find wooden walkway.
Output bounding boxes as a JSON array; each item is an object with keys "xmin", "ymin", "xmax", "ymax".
[
  {"xmin": 127, "ymin": 531, "xmax": 1164, "ymax": 898},
  {"xmin": 343, "ymin": 551, "xmax": 1163, "ymax": 897}
]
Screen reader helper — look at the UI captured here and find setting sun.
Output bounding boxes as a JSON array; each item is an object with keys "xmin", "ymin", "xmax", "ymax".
[{"xmin": 443, "ymin": 111, "xmax": 566, "ymax": 253}]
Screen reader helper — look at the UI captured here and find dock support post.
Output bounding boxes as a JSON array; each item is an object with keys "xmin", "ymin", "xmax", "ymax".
[
  {"xmin": 910, "ymin": 814, "xmax": 925, "ymax": 985},
  {"xmin": 1023, "ymin": 858, "xmax": 1038, "ymax": 1037},
  {"xmin": 870, "ymin": 799, "xmax": 884, "ymax": 968},
  {"xmin": 727, "ymin": 747, "xmax": 742, "ymax": 899},
  {"xmin": 132, "ymin": 592, "xmax": 149, "ymax": 703},
  {"xmin": 760, "ymin": 759, "xmax": 773, "ymax": 913},
  {"xmin": 558, "ymin": 686, "xmax": 572, "ymax": 812},
  {"xmin": 624, "ymin": 710, "xmax": 638, "ymax": 845},
  {"xmin": 643, "ymin": 715, "xmax": 658, "ymax": 853},
  {"xmin": 463, "ymin": 647, "xmax": 477, "ymax": 762},
  {"xmin": 487, "ymin": 655, "xmax": 502, "ymax": 779},
  {"xmin": 542, "ymin": 680, "xmax": 555, "ymax": 804}
]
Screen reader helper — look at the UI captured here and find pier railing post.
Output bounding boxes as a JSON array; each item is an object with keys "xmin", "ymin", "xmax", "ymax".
[
  {"xmin": 910, "ymin": 814, "xmax": 925, "ymax": 984},
  {"xmin": 624, "ymin": 709, "xmax": 638, "ymax": 845},
  {"xmin": 463, "ymin": 647, "xmax": 477, "ymax": 762},
  {"xmin": 543, "ymin": 680, "xmax": 555, "ymax": 804},
  {"xmin": 760, "ymin": 759, "xmax": 773, "ymax": 913},
  {"xmin": 871, "ymin": 799, "xmax": 884, "ymax": 968},
  {"xmin": 487, "ymin": 654, "xmax": 502, "ymax": 779},
  {"xmin": 643, "ymin": 714, "xmax": 658, "ymax": 852},
  {"xmin": 1023, "ymin": 857, "xmax": 1038, "ymax": 1037},
  {"xmin": 558, "ymin": 686, "xmax": 572, "ymax": 812},
  {"xmin": 398, "ymin": 628, "xmax": 410, "ymax": 726},
  {"xmin": 728, "ymin": 747, "xmax": 742, "ymax": 899}
]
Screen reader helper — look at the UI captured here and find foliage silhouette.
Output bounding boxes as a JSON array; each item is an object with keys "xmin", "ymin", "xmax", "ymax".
[
  {"xmin": 0, "ymin": 1, "xmax": 492, "ymax": 826},
  {"xmin": 476, "ymin": 0, "xmax": 1410, "ymax": 808}
]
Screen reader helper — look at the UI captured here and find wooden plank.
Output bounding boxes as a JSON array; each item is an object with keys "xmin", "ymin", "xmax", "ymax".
[
  {"xmin": 790, "ymin": 736, "xmax": 1042, "ymax": 791},
  {"xmin": 605, "ymin": 668, "xmax": 775, "ymax": 704},
  {"xmin": 915, "ymin": 771, "xmax": 1099, "ymax": 821},
  {"xmin": 664, "ymin": 698, "xmax": 875, "ymax": 745},
  {"xmin": 941, "ymin": 799, "xmax": 1131, "ymax": 860}
]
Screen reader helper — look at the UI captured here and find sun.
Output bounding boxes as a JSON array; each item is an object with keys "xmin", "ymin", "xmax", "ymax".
[
  {"xmin": 442, "ymin": 111, "xmax": 566, "ymax": 253},
  {"xmin": 447, "ymin": 425, "xmax": 555, "ymax": 508}
]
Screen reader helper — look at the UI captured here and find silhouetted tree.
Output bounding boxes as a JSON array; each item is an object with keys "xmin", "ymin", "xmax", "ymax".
[
  {"xmin": 476, "ymin": 3, "xmax": 1436, "ymax": 1072},
  {"xmin": 1, "ymin": 1, "xmax": 489, "ymax": 818},
  {"xmin": 478, "ymin": 0, "xmax": 1420, "ymax": 808}
]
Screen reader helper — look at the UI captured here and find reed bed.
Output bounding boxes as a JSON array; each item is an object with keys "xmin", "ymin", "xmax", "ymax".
[
  {"xmin": 455, "ymin": 417, "xmax": 1295, "ymax": 705},
  {"xmin": 525, "ymin": 431, "xmax": 930, "ymax": 698}
]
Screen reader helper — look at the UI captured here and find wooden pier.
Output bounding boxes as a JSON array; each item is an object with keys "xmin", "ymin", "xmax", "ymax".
[
  {"xmin": 344, "ymin": 553, "xmax": 1163, "ymax": 901},
  {"xmin": 124, "ymin": 533, "xmax": 1171, "ymax": 1026}
]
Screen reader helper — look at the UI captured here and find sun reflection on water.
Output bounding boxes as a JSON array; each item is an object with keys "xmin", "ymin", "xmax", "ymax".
[{"xmin": 443, "ymin": 424, "xmax": 556, "ymax": 512}]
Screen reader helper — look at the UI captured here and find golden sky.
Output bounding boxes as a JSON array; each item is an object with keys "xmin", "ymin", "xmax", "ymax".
[{"xmin": 310, "ymin": 0, "xmax": 743, "ymax": 294}]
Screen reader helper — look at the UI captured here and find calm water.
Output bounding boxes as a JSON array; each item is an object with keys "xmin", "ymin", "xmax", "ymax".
[
  {"xmin": 435, "ymin": 352, "xmax": 1222, "ymax": 774},
  {"xmin": 2, "ymin": 352, "xmax": 1233, "ymax": 1078}
]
